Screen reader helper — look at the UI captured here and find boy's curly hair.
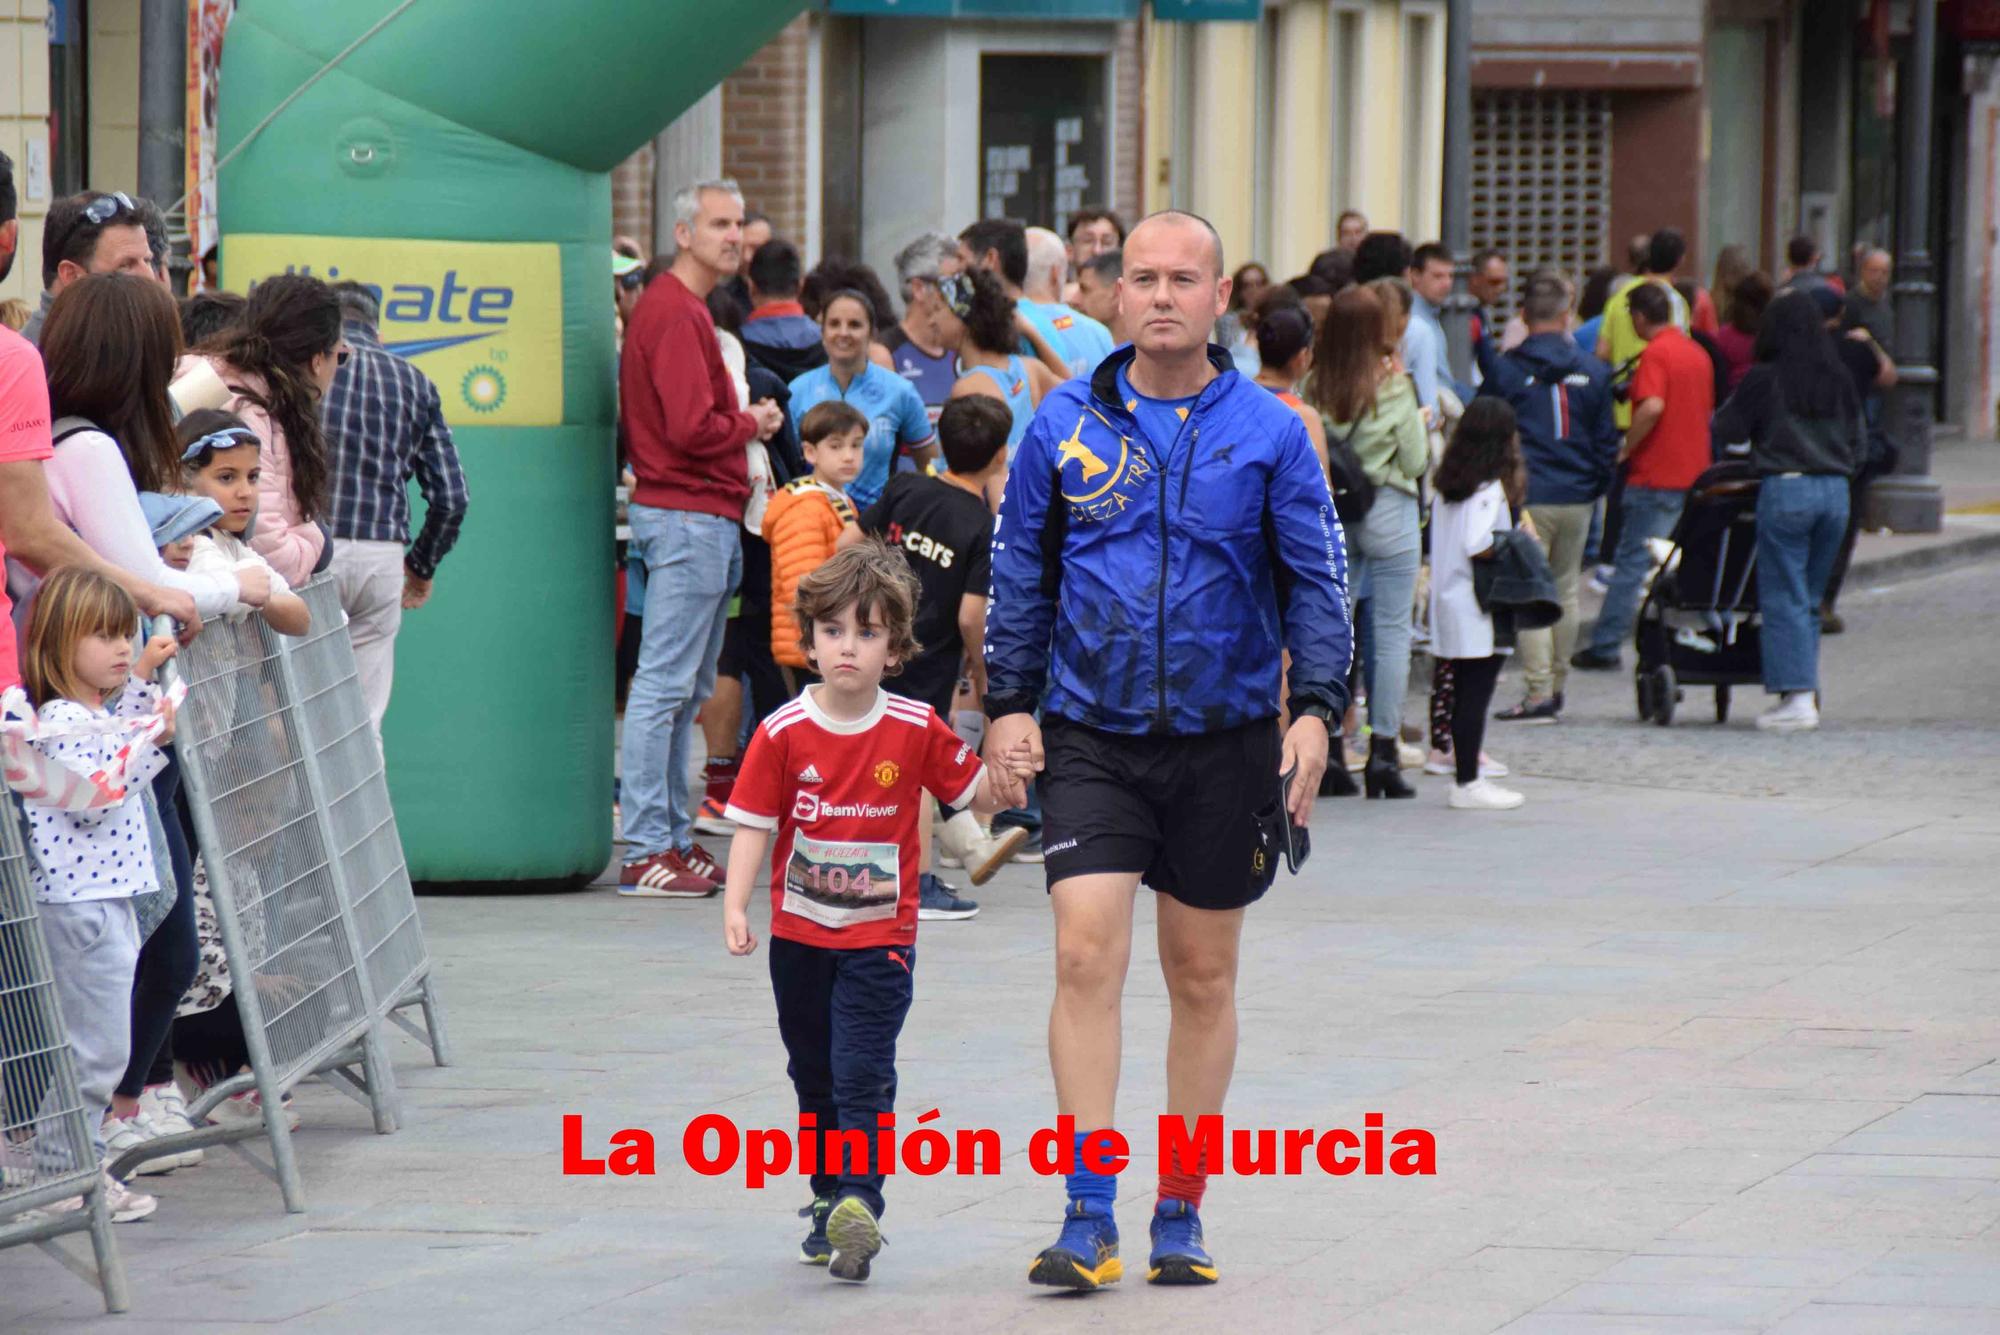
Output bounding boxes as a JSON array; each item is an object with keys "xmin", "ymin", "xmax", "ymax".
[{"xmin": 793, "ymin": 540, "xmax": 922, "ymax": 672}]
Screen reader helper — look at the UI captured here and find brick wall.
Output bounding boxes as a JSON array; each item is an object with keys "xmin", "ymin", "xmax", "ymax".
[
  {"xmin": 1114, "ymin": 21, "xmax": 1143, "ymax": 225},
  {"xmin": 610, "ymin": 144, "xmax": 656, "ymax": 257},
  {"xmin": 722, "ymin": 14, "xmax": 812, "ymax": 244}
]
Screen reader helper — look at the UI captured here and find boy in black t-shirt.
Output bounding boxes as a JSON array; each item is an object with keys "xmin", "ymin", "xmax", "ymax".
[{"xmin": 847, "ymin": 396, "xmax": 1026, "ymax": 899}]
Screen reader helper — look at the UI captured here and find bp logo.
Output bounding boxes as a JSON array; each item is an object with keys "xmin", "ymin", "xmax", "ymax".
[{"xmin": 462, "ymin": 365, "xmax": 507, "ymax": 414}]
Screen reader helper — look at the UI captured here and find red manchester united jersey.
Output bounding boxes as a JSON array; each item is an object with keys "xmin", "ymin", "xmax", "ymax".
[{"xmin": 725, "ymin": 687, "xmax": 985, "ymax": 949}]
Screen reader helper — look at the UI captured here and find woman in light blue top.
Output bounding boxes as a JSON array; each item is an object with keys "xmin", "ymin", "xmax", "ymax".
[
  {"xmin": 786, "ymin": 290, "xmax": 935, "ymax": 509},
  {"xmin": 935, "ymin": 269, "xmax": 1061, "ymax": 458}
]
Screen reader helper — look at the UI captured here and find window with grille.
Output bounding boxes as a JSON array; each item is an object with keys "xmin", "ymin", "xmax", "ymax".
[{"xmin": 1471, "ymin": 91, "xmax": 1611, "ymax": 321}]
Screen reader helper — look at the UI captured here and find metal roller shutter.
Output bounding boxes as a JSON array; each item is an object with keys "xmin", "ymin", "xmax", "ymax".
[{"xmin": 1471, "ymin": 91, "xmax": 1611, "ymax": 321}]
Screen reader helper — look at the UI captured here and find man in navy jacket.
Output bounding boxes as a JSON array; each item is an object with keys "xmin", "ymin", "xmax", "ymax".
[
  {"xmin": 1475, "ymin": 273, "xmax": 1619, "ymax": 722},
  {"xmin": 985, "ymin": 210, "xmax": 1351, "ymax": 1292}
]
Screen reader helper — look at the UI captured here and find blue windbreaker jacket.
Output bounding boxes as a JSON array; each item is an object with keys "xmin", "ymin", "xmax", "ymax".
[
  {"xmin": 1474, "ymin": 332, "xmax": 1621, "ymax": 506},
  {"xmin": 984, "ymin": 344, "xmax": 1352, "ymax": 735}
]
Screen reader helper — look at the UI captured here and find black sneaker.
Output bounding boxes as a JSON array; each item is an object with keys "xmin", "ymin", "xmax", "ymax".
[
  {"xmin": 1569, "ymin": 648, "xmax": 1621, "ymax": 672},
  {"xmin": 799, "ymin": 1194, "xmax": 834, "ymax": 1265},
  {"xmin": 1493, "ymin": 697, "xmax": 1561, "ymax": 724},
  {"xmin": 918, "ymin": 874, "xmax": 979, "ymax": 921}
]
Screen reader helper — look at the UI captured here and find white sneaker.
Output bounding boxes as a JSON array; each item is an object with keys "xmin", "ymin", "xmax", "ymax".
[
  {"xmin": 1424, "ymin": 751, "xmax": 1509, "ymax": 780},
  {"xmin": 1397, "ymin": 740, "xmax": 1426, "ymax": 771},
  {"xmin": 0, "ymin": 1135, "xmax": 34, "ymax": 1189},
  {"xmin": 102, "ymin": 1112, "xmax": 197, "ymax": 1175},
  {"xmin": 138, "ymin": 1085, "xmax": 204, "ymax": 1167},
  {"xmin": 1756, "ymin": 692, "xmax": 1819, "ymax": 732},
  {"xmin": 35, "ymin": 1170, "xmax": 157, "ymax": 1224},
  {"xmin": 935, "ymin": 811, "xmax": 1030, "ymax": 886},
  {"xmin": 205, "ymin": 1091, "xmax": 302, "ymax": 1133},
  {"xmin": 1449, "ymin": 779, "xmax": 1526, "ymax": 810},
  {"xmin": 1587, "ymin": 564, "xmax": 1613, "ymax": 594}
]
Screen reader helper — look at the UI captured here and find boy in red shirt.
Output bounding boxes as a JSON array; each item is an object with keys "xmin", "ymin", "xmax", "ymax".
[{"xmin": 721, "ymin": 541, "xmax": 1031, "ymax": 1283}]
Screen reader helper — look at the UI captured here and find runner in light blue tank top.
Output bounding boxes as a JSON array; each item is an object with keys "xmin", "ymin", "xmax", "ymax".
[{"xmin": 962, "ymin": 355, "xmax": 1034, "ymax": 456}]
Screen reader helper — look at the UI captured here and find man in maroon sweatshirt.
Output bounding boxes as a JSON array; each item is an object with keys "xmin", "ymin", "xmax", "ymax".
[{"xmin": 619, "ymin": 178, "xmax": 784, "ymax": 896}]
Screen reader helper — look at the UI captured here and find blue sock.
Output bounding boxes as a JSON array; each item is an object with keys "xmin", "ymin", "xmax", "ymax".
[{"xmin": 1064, "ymin": 1128, "xmax": 1118, "ymax": 1218}]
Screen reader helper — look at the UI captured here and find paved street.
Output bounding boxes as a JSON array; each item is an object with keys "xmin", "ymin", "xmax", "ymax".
[{"xmin": 6, "ymin": 558, "xmax": 2000, "ymax": 1333}]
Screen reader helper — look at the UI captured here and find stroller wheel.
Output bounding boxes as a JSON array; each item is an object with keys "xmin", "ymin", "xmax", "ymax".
[
  {"xmin": 1651, "ymin": 666, "xmax": 1678, "ymax": 727},
  {"xmin": 1715, "ymin": 684, "xmax": 1731, "ymax": 724},
  {"xmin": 1635, "ymin": 670, "xmax": 1654, "ymax": 722}
]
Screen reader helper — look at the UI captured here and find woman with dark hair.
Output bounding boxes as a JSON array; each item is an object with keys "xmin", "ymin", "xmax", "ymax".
[
  {"xmin": 1251, "ymin": 299, "xmax": 1328, "ymax": 468},
  {"xmin": 27, "ymin": 273, "xmax": 247, "ymax": 625},
  {"xmin": 194, "ymin": 271, "xmax": 348, "ymax": 585},
  {"xmin": 1572, "ymin": 266, "xmax": 1618, "ymax": 356},
  {"xmin": 1713, "ymin": 270, "xmax": 1773, "ymax": 393},
  {"xmin": 1711, "ymin": 289, "xmax": 1865, "ymax": 732},
  {"xmin": 1304, "ymin": 285, "xmax": 1426, "ymax": 799},
  {"xmin": 786, "ymin": 289, "xmax": 935, "ymax": 509},
  {"xmin": 1220, "ymin": 262, "xmax": 1272, "ymax": 374},
  {"xmin": 801, "ymin": 257, "xmax": 902, "ymax": 373},
  {"xmin": 27, "ymin": 272, "xmax": 266, "ymax": 1175},
  {"xmin": 1428, "ymin": 398, "xmax": 1527, "ymax": 810},
  {"xmin": 940, "ymin": 268, "xmax": 1061, "ymax": 456}
]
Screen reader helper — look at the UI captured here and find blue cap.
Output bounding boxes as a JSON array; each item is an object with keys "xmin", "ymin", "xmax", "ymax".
[{"xmin": 137, "ymin": 491, "xmax": 223, "ymax": 548}]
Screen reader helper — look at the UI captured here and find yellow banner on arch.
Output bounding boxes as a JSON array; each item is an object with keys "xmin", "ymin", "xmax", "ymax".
[{"xmin": 224, "ymin": 234, "xmax": 563, "ymax": 427}]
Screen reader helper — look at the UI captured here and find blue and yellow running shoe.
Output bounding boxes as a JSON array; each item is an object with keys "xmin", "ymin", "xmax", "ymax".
[
  {"xmin": 1147, "ymin": 1198, "xmax": 1218, "ymax": 1284},
  {"xmin": 826, "ymin": 1195, "xmax": 883, "ymax": 1282},
  {"xmin": 1029, "ymin": 1199, "xmax": 1122, "ymax": 1290},
  {"xmin": 798, "ymin": 1194, "xmax": 833, "ymax": 1265}
]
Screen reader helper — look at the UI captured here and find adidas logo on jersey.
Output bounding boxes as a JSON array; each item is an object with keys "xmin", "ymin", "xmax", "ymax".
[{"xmin": 798, "ymin": 764, "xmax": 824, "ymax": 784}]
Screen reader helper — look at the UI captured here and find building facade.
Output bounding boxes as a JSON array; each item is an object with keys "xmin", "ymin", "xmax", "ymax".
[{"xmin": 627, "ymin": 2, "xmax": 1444, "ymax": 295}]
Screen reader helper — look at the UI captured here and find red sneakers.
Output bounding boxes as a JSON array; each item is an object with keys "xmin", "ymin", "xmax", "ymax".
[
  {"xmin": 619, "ymin": 848, "xmax": 718, "ymax": 898},
  {"xmin": 680, "ymin": 841, "xmax": 725, "ymax": 884}
]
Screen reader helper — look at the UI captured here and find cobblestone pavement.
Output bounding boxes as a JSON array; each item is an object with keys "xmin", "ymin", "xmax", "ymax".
[{"xmin": 5, "ymin": 559, "xmax": 1998, "ymax": 1334}]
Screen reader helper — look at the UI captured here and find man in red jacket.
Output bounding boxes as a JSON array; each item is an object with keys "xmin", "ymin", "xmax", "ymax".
[{"xmin": 619, "ymin": 177, "xmax": 784, "ymax": 896}]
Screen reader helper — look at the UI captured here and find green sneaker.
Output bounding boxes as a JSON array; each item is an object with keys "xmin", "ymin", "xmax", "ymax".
[{"xmin": 826, "ymin": 1194, "xmax": 883, "ymax": 1282}]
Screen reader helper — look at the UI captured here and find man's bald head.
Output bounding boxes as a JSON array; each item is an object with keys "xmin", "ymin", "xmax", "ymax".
[
  {"xmin": 1119, "ymin": 209, "xmax": 1230, "ymax": 361},
  {"xmin": 1127, "ymin": 210, "xmax": 1225, "ymax": 279},
  {"xmin": 1023, "ymin": 226, "xmax": 1069, "ymax": 302}
]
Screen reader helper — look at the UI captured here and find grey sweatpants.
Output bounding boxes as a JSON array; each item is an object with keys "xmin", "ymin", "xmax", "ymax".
[{"xmin": 38, "ymin": 898, "xmax": 140, "ymax": 1166}]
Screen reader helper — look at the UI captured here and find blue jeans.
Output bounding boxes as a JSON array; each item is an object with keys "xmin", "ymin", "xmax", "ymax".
[
  {"xmin": 621, "ymin": 506, "xmax": 741, "ymax": 859},
  {"xmin": 1756, "ymin": 474, "xmax": 1848, "ymax": 694},
  {"xmin": 770, "ymin": 937, "xmax": 915, "ymax": 1218},
  {"xmin": 1588, "ymin": 486, "xmax": 1687, "ymax": 656},
  {"xmin": 1353, "ymin": 488, "xmax": 1420, "ymax": 739}
]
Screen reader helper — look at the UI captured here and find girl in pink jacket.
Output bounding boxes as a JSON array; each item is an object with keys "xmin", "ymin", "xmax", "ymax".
[{"xmin": 191, "ymin": 274, "xmax": 347, "ymax": 587}]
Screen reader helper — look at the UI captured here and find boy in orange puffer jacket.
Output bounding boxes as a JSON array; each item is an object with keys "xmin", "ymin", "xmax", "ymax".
[{"xmin": 765, "ymin": 401, "xmax": 866, "ymax": 688}]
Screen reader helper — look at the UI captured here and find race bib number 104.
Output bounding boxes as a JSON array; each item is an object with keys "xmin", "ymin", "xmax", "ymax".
[{"xmin": 782, "ymin": 833, "xmax": 901, "ymax": 930}]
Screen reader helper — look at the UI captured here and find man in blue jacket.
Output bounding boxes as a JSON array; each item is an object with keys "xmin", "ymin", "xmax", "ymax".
[
  {"xmin": 1475, "ymin": 273, "xmax": 1619, "ymax": 723},
  {"xmin": 983, "ymin": 210, "xmax": 1352, "ymax": 1292}
]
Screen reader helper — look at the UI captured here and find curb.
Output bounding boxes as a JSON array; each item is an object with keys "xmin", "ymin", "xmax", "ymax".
[{"xmin": 1849, "ymin": 526, "xmax": 2000, "ymax": 585}]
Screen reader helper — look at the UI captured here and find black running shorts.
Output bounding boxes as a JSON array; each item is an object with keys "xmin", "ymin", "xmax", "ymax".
[{"xmin": 1039, "ymin": 715, "xmax": 1282, "ymax": 911}]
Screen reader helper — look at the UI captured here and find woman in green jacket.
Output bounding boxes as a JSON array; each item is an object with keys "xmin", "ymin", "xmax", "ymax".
[{"xmin": 1306, "ymin": 284, "xmax": 1430, "ymax": 798}]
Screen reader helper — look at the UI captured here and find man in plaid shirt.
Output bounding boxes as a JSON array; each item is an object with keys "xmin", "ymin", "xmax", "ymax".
[{"xmin": 324, "ymin": 282, "xmax": 470, "ymax": 741}]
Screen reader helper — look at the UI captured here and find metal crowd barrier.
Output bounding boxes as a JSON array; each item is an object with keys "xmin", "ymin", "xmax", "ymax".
[
  {"xmin": 111, "ymin": 576, "xmax": 451, "ymax": 1213},
  {"xmin": 0, "ymin": 801, "xmax": 128, "ymax": 1312}
]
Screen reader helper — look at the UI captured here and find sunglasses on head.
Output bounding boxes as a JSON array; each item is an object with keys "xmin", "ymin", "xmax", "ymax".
[{"xmin": 81, "ymin": 192, "xmax": 135, "ymax": 226}]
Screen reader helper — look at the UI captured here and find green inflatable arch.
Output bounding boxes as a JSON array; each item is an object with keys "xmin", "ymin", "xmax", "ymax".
[{"xmin": 218, "ymin": 0, "xmax": 805, "ymax": 881}]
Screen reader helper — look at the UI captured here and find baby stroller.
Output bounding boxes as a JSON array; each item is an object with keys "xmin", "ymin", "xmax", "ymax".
[{"xmin": 1633, "ymin": 459, "xmax": 1762, "ymax": 726}]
